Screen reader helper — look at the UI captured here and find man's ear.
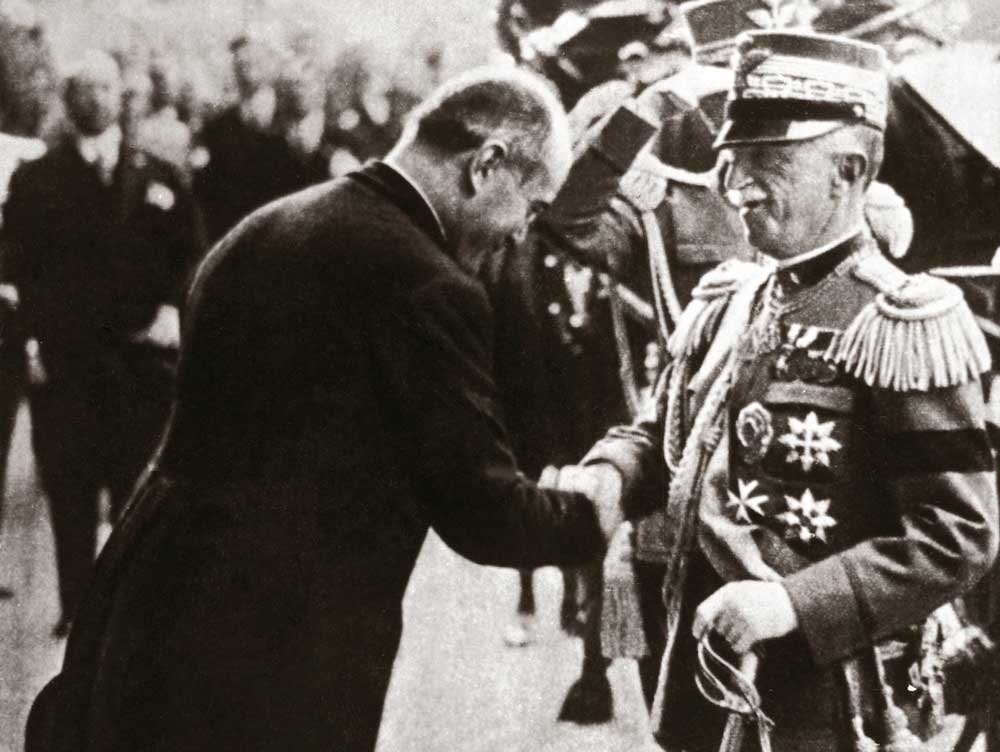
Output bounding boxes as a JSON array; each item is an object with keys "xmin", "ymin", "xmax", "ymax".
[
  {"xmin": 468, "ymin": 139, "xmax": 509, "ymax": 194},
  {"xmin": 833, "ymin": 152, "xmax": 867, "ymax": 193}
]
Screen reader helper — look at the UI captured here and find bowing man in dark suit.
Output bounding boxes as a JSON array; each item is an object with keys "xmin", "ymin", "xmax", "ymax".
[
  {"xmin": 26, "ymin": 67, "xmax": 629, "ymax": 752},
  {"xmin": 3, "ymin": 49, "xmax": 203, "ymax": 637}
]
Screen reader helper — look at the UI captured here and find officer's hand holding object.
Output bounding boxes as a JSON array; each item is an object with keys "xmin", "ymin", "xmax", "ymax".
[{"xmin": 692, "ymin": 581, "xmax": 799, "ymax": 655}]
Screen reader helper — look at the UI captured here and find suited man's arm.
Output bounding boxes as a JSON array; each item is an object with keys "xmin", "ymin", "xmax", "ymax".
[
  {"xmin": 368, "ymin": 274, "xmax": 608, "ymax": 569},
  {"xmin": 783, "ymin": 380, "xmax": 999, "ymax": 667},
  {"xmin": 1, "ymin": 165, "xmax": 43, "ymax": 340}
]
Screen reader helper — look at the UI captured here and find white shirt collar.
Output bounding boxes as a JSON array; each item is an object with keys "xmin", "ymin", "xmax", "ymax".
[
  {"xmin": 285, "ymin": 110, "xmax": 325, "ymax": 155},
  {"xmin": 382, "ymin": 157, "xmax": 447, "ymax": 242},
  {"xmin": 775, "ymin": 225, "xmax": 866, "ymax": 269},
  {"xmin": 239, "ymin": 87, "xmax": 276, "ymax": 131},
  {"xmin": 77, "ymin": 124, "xmax": 122, "ymax": 171}
]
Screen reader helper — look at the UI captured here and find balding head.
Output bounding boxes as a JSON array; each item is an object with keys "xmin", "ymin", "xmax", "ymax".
[
  {"xmin": 404, "ymin": 66, "xmax": 572, "ymax": 188},
  {"xmin": 388, "ymin": 66, "xmax": 573, "ymax": 271}
]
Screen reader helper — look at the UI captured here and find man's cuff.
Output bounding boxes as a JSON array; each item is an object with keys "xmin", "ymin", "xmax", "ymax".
[{"xmin": 783, "ymin": 555, "xmax": 866, "ymax": 667}]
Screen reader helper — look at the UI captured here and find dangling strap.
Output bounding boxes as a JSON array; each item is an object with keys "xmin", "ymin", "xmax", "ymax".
[
  {"xmin": 644, "ymin": 209, "xmax": 684, "ymax": 337},
  {"xmin": 695, "ymin": 637, "xmax": 773, "ymax": 752}
]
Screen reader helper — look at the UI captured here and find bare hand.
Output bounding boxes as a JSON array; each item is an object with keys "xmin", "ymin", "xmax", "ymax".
[
  {"xmin": 693, "ymin": 581, "xmax": 798, "ymax": 655},
  {"xmin": 539, "ymin": 464, "xmax": 623, "ymax": 542},
  {"xmin": 130, "ymin": 304, "xmax": 180, "ymax": 350},
  {"xmin": 0, "ymin": 284, "xmax": 19, "ymax": 310},
  {"xmin": 25, "ymin": 339, "xmax": 47, "ymax": 386}
]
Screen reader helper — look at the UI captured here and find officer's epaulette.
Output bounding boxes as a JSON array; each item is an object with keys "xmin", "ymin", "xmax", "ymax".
[
  {"xmin": 831, "ymin": 252, "xmax": 992, "ymax": 391},
  {"xmin": 619, "ymin": 153, "xmax": 714, "ymax": 214},
  {"xmin": 668, "ymin": 259, "xmax": 767, "ymax": 360}
]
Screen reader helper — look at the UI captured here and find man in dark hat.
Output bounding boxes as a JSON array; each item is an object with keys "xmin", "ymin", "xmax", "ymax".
[{"xmin": 550, "ymin": 30, "xmax": 998, "ymax": 750}]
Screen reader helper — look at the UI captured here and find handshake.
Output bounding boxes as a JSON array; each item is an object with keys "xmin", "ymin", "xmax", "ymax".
[
  {"xmin": 537, "ymin": 462, "xmax": 625, "ymax": 545},
  {"xmin": 538, "ymin": 462, "xmax": 798, "ymax": 655}
]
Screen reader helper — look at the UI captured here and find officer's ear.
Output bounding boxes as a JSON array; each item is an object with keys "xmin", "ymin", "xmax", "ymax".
[
  {"xmin": 713, "ymin": 150, "xmax": 733, "ymax": 199},
  {"xmin": 833, "ymin": 152, "xmax": 868, "ymax": 193},
  {"xmin": 468, "ymin": 139, "xmax": 509, "ymax": 195}
]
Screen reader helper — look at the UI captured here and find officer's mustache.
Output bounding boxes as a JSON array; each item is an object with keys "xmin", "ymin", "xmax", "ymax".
[{"xmin": 725, "ymin": 184, "xmax": 769, "ymax": 210}]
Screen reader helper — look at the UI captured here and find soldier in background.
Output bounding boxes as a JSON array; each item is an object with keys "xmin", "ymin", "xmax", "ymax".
[
  {"xmin": 3, "ymin": 50, "xmax": 204, "ymax": 637},
  {"xmin": 491, "ymin": 3, "xmax": 680, "ymax": 724}
]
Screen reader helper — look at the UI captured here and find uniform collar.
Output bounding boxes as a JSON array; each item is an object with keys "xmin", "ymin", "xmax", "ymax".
[
  {"xmin": 776, "ymin": 226, "xmax": 867, "ymax": 289},
  {"xmin": 353, "ymin": 161, "xmax": 448, "ymax": 249}
]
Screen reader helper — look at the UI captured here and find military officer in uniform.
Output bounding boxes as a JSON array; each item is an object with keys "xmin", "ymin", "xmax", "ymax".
[{"xmin": 547, "ymin": 30, "xmax": 999, "ymax": 750}]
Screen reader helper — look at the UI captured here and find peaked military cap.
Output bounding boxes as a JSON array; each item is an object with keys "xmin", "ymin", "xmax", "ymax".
[
  {"xmin": 715, "ymin": 30, "xmax": 890, "ymax": 148},
  {"xmin": 679, "ymin": 0, "xmax": 807, "ymax": 66}
]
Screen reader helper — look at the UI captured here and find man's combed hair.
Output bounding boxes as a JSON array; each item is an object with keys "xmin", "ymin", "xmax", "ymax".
[{"xmin": 407, "ymin": 66, "xmax": 567, "ymax": 178}]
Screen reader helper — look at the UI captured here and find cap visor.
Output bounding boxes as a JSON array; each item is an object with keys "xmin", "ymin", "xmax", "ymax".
[{"xmin": 713, "ymin": 118, "xmax": 845, "ymax": 149}]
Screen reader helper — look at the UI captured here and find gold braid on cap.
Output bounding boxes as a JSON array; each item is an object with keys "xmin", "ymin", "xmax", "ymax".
[{"xmin": 829, "ymin": 253, "xmax": 992, "ymax": 392}]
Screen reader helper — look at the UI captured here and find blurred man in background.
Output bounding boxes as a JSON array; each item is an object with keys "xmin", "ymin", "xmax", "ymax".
[
  {"xmin": 193, "ymin": 32, "xmax": 284, "ymax": 243},
  {"xmin": 270, "ymin": 58, "xmax": 332, "ymax": 197},
  {"xmin": 136, "ymin": 56, "xmax": 195, "ymax": 177},
  {"xmin": 2, "ymin": 49, "xmax": 204, "ymax": 637}
]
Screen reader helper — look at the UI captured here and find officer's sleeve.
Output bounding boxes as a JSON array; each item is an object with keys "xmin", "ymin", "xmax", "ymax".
[
  {"xmin": 579, "ymin": 366, "xmax": 669, "ymax": 518},
  {"xmin": 367, "ymin": 271, "xmax": 606, "ymax": 569},
  {"xmin": 783, "ymin": 379, "xmax": 999, "ymax": 667}
]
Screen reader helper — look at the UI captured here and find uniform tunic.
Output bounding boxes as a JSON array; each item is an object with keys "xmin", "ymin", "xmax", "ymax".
[{"xmin": 585, "ymin": 234, "xmax": 998, "ymax": 750}]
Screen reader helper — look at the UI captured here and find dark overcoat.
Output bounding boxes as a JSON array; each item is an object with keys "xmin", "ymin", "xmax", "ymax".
[{"xmin": 27, "ymin": 161, "xmax": 605, "ymax": 752}]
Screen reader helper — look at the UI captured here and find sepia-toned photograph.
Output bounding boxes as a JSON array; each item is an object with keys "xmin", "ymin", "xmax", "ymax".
[{"xmin": 0, "ymin": 0, "xmax": 999, "ymax": 750}]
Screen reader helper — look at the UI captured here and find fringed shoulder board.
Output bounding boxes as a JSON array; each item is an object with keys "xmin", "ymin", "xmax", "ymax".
[
  {"xmin": 667, "ymin": 259, "xmax": 766, "ymax": 361},
  {"xmin": 831, "ymin": 253, "xmax": 992, "ymax": 391}
]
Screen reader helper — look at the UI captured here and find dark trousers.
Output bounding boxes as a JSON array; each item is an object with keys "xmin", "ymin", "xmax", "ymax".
[
  {"xmin": 0, "ymin": 345, "xmax": 25, "ymax": 521},
  {"xmin": 29, "ymin": 352, "xmax": 173, "ymax": 620}
]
